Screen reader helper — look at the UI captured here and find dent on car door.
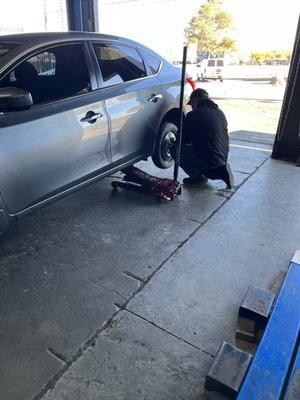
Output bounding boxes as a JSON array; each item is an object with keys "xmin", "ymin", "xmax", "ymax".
[
  {"xmin": 0, "ymin": 42, "xmax": 111, "ymax": 215},
  {"xmin": 91, "ymin": 42, "xmax": 165, "ymax": 166}
]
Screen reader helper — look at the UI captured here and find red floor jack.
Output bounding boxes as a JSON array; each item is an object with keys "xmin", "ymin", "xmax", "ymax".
[
  {"xmin": 111, "ymin": 166, "xmax": 182, "ymax": 201},
  {"xmin": 111, "ymin": 47, "xmax": 188, "ymax": 201}
]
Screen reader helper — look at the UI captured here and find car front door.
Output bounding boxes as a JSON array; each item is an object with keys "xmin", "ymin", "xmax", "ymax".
[
  {"xmin": 0, "ymin": 42, "xmax": 111, "ymax": 215},
  {"xmin": 90, "ymin": 42, "xmax": 165, "ymax": 167}
]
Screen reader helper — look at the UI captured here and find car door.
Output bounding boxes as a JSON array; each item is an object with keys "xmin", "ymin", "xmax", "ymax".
[
  {"xmin": 90, "ymin": 41, "xmax": 165, "ymax": 167},
  {"xmin": 0, "ymin": 42, "xmax": 111, "ymax": 215}
]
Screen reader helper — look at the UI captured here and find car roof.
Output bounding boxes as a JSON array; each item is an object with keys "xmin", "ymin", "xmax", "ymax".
[
  {"xmin": 0, "ymin": 31, "xmax": 130, "ymax": 44},
  {"xmin": 0, "ymin": 31, "xmax": 167, "ymax": 74}
]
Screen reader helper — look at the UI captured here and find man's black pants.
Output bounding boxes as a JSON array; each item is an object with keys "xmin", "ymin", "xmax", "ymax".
[
  {"xmin": 174, "ymin": 143, "xmax": 233, "ymax": 188},
  {"xmin": 178, "ymin": 143, "xmax": 208, "ymax": 178}
]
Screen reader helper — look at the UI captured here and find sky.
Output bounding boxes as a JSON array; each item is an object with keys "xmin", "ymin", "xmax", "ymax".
[
  {"xmin": 0, "ymin": 0, "xmax": 299, "ymax": 59},
  {"xmin": 100, "ymin": 0, "xmax": 300, "ymax": 58},
  {"xmin": 223, "ymin": 0, "xmax": 299, "ymax": 51}
]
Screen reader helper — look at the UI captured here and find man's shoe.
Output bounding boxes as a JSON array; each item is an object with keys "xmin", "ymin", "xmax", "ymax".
[
  {"xmin": 223, "ymin": 163, "xmax": 234, "ymax": 188},
  {"xmin": 183, "ymin": 175, "xmax": 208, "ymax": 186}
]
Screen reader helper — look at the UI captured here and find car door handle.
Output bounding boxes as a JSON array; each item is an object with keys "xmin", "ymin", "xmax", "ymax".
[
  {"xmin": 148, "ymin": 94, "xmax": 163, "ymax": 103},
  {"xmin": 80, "ymin": 111, "xmax": 103, "ymax": 124}
]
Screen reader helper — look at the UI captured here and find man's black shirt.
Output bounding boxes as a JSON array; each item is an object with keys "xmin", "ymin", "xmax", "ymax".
[{"xmin": 183, "ymin": 102, "xmax": 229, "ymax": 169}]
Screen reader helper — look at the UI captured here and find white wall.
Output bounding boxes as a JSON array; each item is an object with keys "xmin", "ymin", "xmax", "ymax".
[{"xmin": 0, "ymin": 0, "xmax": 67, "ymax": 35}]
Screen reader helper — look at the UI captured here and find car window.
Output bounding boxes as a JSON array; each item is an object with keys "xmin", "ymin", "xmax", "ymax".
[
  {"xmin": 92, "ymin": 43, "xmax": 147, "ymax": 87},
  {"xmin": 208, "ymin": 60, "xmax": 215, "ymax": 67},
  {"xmin": 217, "ymin": 60, "xmax": 224, "ymax": 67},
  {"xmin": 0, "ymin": 43, "xmax": 91, "ymax": 105},
  {"xmin": 140, "ymin": 50, "xmax": 161, "ymax": 75}
]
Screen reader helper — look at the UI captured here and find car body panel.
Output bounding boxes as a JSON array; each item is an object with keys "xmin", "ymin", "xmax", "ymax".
[
  {"xmin": 103, "ymin": 77, "xmax": 165, "ymax": 166},
  {"xmin": 0, "ymin": 32, "xmax": 186, "ymax": 235},
  {"xmin": 158, "ymin": 67, "xmax": 192, "ymax": 118},
  {"xmin": 0, "ymin": 100, "xmax": 110, "ymax": 214}
]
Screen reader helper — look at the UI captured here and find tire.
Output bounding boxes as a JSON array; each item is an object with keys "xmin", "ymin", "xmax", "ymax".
[{"xmin": 152, "ymin": 122, "xmax": 178, "ymax": 169}]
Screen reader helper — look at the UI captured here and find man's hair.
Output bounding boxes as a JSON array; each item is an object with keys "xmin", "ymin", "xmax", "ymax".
[
  {"xmin": 188, "ymin": 88, "xmax": 209, "ymax": 104},
  {"xmin": 188, "ymin": 88, "xmax": 218, "ymax": 108},
  {"xmin": 198, "ymin": 98, "xmax": 218, "ymax": 109}
]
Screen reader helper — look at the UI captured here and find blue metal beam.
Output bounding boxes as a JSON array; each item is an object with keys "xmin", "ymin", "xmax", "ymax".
[
  {"xmin": 284, "ymin": 341, "xmax": 300, "ymax": 399},
  {"xmin": 237, "ymin": 253, "xmax": 300, "ymax": 399},
  {"xmin": 66, "ymin": 0, "xmax": 99, "ymax": 32}
]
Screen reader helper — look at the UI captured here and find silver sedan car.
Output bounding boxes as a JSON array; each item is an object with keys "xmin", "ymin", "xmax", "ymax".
[{"xmin": 0, "ymin": 32, "xmax": 193, "ymax": 236}]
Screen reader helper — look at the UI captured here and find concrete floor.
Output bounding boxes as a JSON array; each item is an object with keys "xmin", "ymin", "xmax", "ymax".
[{"xmin": 1, "ymin": 130, "xmax": 299, "ymax": 400}]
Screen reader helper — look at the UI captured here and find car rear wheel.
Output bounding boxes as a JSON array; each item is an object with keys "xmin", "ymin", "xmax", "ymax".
[{"xmin": 152, "ymin": 122, "xmax": 178, "ymax": 169}]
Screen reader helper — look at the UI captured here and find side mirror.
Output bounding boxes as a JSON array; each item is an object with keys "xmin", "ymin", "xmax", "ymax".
[{"xmin": 0, "ymin": 87, "xmax": 33, "ymax": 112}]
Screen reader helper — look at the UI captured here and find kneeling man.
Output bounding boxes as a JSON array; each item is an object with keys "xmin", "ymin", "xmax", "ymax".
[{"xmin": 179, "ymin": 88, "xmax": 234, "ymax": 188}]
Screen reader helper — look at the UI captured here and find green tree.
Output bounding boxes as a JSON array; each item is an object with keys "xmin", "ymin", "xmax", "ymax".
[
  {"xmin": 185, "ymin": 0, "xmax": 236, "ymax": 57},
  {"xmin": 282, "ymin": 50, "xmax": 292, "ymax": 60},
  {"xmin": 250, "ymin": 52, "xmax": 263, "ymax": 64},
  {"xmin": 250, "ymin": 50, "xmax": 292, "ymax": 64}
]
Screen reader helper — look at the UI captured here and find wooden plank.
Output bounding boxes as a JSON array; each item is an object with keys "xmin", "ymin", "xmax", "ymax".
[
  {"xmin": 237, "ymin": 259, "xmax": 300, "ymax": 400},
  {"xmin": 269, "ymin": 270, "xmax": 287, "ymax": 295}
]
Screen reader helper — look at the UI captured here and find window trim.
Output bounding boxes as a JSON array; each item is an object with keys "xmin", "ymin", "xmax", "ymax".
[
  {"xmin": 88, "ymin": 40, "xmax": 163, "ymax": 90},
  {"xmin": 137, "ymin": 48, "xmax": 162, "ymax": 77},
  {"xmin": 90, "ymin": 41, "xmax": 147, "ymax": 88},
  {"xmin": 0, "ymin": 40, "xmax": 97, "ymax": 109}
]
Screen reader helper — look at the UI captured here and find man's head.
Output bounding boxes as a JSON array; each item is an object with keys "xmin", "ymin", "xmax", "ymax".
[{"xmin": 187, "ymin": 88, "xmax": 209, "ymax": 110}]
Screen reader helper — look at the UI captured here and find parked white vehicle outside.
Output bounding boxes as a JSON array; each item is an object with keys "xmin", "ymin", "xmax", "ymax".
[{"xmin": 198, "ymin": 58, "xmax": 224, "ymax": 82}]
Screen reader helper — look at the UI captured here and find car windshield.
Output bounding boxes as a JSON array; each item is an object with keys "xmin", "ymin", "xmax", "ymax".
[{"xmin": 0, "ymin": 42, "xmax": 21, "ymax": 58}]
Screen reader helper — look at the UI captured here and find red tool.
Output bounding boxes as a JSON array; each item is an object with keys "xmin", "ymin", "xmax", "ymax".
[
  {"xmin": 111, "ymin": 166, "xmax": 181, "ymax": 201},
  {"xmin": 111, "ymin": 46, "xmax": 188, "ymax": 201}
]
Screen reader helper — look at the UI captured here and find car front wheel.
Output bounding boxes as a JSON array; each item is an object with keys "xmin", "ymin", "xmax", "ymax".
[{"xmin": 152, "ymin": 122, "xmax": 178, "ymax": 169}]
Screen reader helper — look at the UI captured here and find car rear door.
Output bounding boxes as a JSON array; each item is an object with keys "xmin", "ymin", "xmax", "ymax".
[
  {"xmin": 0, "ymin": 41, "xmax": 111, "ymax": 215},
  {"xmin": 90, "ymin": 41, "xmax": 165, "ymax": 167}
]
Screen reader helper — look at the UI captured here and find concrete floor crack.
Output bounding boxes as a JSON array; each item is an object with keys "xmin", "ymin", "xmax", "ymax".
[
  {"xmin": 235, "ymin": 170, "xmax": 250, "ymax": 175},
  {"xmin": 86, "ymin": 278, "xmax": 127, "ymax": 300},
  {"xmin": 126, "ymin": 309, "xmax": 215, "ymax": 358},
  {"xmin": 122, "ymin": 270, "xmax": 146, "ymax": 283},
  {"xmin": 185, "ymin": 217, "xmax": 202, "ymax": 224},
  {"xmin": 34, "ymin": 309, "xmax": 121, "ymax": 400},
  {"xmin": 47, "ymin": 347, "xmax": 68, "ymax": 364}
]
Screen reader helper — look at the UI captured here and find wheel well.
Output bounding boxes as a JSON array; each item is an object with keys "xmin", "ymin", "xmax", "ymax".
[
  {"xmin": 151, "ymin": 108, "xmax": 185, "ymax": 155},
  {"xmin": 160, "ymin": 108, "xmax": 184, "ymax": 128}
]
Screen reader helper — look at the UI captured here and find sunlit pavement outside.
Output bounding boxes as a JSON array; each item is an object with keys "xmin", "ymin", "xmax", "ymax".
[{"xmin": 197, "ymin": 79, "xmax": 285, "ymax": 134}]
